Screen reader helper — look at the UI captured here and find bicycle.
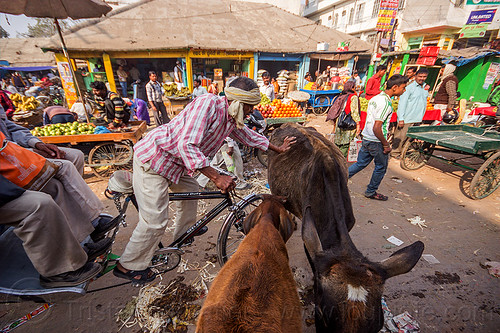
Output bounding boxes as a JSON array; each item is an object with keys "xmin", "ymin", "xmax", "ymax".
[{"xmin": 105, "ymin": 170, "xmax": 264, "ymax": 275}]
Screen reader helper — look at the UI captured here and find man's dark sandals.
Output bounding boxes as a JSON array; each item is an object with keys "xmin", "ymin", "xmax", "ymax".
[
  {"xmin": 365, "ymin": 192, "xmax": 388, "ymax": 201},
  {"xmin": 113, "ymin": 266, "xmax": 156, "ymax": 284}
]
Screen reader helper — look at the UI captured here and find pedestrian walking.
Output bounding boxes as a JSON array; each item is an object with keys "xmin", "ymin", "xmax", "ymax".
[
  {"xmin": 326, "ymin": 81, "xmax": 361, "ymax": 157},
  {"xmin": 348, "ymin": 74, "xmax": 408, "ymax": 201}
]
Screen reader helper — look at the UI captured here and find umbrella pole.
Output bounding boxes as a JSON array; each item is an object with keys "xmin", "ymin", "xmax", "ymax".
[{"xmin": 54, "ymin": 19, "xmax": 91, "ymax": 123}]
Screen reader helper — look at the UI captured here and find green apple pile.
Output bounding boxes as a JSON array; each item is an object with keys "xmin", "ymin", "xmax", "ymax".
[{"xmin": 31, "ymin": 122, "xmax": 96, "ymax": 137}]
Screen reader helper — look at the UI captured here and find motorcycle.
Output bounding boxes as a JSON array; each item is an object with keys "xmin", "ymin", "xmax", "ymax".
[{"xmin": 240, "ymin": 109, "xmax": 268, "ymax": 167}]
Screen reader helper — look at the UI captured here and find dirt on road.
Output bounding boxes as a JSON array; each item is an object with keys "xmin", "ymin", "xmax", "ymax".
[{"xmin": 1, "ymin": 115, "xmax": 499, "ymax": 333}]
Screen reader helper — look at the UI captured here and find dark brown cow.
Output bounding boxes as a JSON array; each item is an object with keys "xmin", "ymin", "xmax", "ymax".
[
  {"xmin": 196, "ymin": 195, "xmax": 302, "ymax": 333},
  {"xmin": 268, "ymin": 123, "xmax": 424, "ymax": 333}
]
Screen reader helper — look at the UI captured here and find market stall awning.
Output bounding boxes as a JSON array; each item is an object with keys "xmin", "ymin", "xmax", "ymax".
[
  {"xmin": 0, "ymin": 66, "xmax": 55, "ymax": 71},
  {"xmin": 41, "ymin": 0, "xmax": 371, "ymax": 54}
]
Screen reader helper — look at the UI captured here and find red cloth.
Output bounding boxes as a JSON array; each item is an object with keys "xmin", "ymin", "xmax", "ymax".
[
  {"xmin": 470, "ymin": 107, "xmax": 496, "ymax": 117},
  {"xmin": 0, "ymin": 91, "xmax": 15, "ymax": 118},
  {"xmin": 359, "ymin": 109, "xmax": 442, "ymax": 131},
  {"xmin": 365, "ymin": 76, "xmax": 382, "ymax": 100}
]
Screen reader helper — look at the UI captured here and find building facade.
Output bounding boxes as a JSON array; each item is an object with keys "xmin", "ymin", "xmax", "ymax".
[{"xmin": 302, "ymin": 0, "xmax": 500, "ymax": 51}]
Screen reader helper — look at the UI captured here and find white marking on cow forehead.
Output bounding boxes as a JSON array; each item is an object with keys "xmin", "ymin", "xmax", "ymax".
[{"xmin": 347, "ymin": 285, "xmax": 368, "ymax": 303}]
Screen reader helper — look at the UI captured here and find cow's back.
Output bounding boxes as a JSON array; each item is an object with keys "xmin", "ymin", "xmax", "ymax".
[{"xmin": 196, "ymin": 221, "xmax": 302, "ymax": 333}]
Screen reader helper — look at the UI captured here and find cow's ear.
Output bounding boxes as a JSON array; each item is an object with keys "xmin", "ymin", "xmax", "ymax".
[
  {"xmin": 302, "ymin": 206, "xmax": 323, "ymax": 259},
  {"xmin": 379, "ymin": 241, "xmax": 424, "ymax": 279},
  {"xmin": 243, "ymin": 207, "xmax": 260, "ymax": 235},
  {"xmin": 278, "ymin": 209, "xmax": 295, "ymax": 242}
]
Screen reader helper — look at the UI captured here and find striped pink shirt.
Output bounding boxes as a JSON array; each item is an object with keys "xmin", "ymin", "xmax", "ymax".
[{"xmin": 134, "ymin": 94, "xmax": 269, "ymax": 183}]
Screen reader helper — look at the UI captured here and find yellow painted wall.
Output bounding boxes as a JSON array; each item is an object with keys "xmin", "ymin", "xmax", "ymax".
[{"xmin": 102, "ymin": 53, "xmax": 117, "ymax": 93}]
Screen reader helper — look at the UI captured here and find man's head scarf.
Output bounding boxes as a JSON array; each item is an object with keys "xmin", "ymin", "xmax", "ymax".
[
  {"xmin": 225, "ymin": 87, "xmax": 261, "ymax": 129},
  {"xmin": 436, "ymin": 63, "xmax": 456, "ymax": 91}
]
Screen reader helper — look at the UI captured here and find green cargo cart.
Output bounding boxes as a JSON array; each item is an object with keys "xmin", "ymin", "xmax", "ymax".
[{"xmin": 400, "ymin": 125, "xmax": 500, "ymax": 199}]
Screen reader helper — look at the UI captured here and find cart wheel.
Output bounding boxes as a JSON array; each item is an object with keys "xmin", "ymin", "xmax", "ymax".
[
  {"xmin": 469, "ymin": 151, "xmax": 500, "ymax": 200},
  {"xmin": 312, "ymin": 106, "xmax": 329, "ymax": 115},
  {"xmin": 400, "ymin": 139, "xmax": 435, "ymax": 171},
  {"xmin": 88, "ymin": 142, "xmax": 133, "ymax": 180}
]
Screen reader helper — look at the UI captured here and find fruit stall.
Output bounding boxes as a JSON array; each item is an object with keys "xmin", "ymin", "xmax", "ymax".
[
  {"xmin": 163, "ymin": 83, "xmax": 192, "ymax": 117},
  {"xmin": 32, "ymin": 120, "xmax": 147, "ymax": 179},
  {"xmin": 255, "ymin": 98, "xmax": 307, "ymax": 128},
  {"xmin": 9, "ymin": 94, "xmax": 43, "ymax": 127}
]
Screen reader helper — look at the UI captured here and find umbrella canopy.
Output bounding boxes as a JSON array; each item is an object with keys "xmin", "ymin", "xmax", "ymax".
[{"xmin": 0, "ymin": 0, "xmax": 112, "ymax": 19}]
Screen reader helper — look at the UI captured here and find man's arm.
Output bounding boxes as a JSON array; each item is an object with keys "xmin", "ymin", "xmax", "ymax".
[
  {"xmin": 397, "ymin": 89, "xmax": 410, "ymax": 127},
  {"xmin": 445, "ymin": 80, "xmax": 457, "ymax": 111},
  {"xmin": 373, "ymin": 121, "xmax": 391, "ymax": 154},
  {"xmin": 145, "ymin": 83, "xmax": 156, "ymax": 109}
]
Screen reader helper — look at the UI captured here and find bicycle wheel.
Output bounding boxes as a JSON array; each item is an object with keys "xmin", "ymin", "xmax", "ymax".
[{"xmin": 216, "ymin": 194, "xmax": 263, "ymax": 266}]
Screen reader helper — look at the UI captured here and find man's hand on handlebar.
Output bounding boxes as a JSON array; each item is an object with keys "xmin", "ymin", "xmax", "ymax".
[
  {"xmin": 214, "ymin": 174, "xmax": 236, "ymax": 193},
  {"xmin": 199, "ymin": 166, "xmax": 236, "ymax": 193}
]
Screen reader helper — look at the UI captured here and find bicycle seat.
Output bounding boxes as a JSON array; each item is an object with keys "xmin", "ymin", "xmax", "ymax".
[
  {"xmin": 0, "ymin": 227, "xmax": 87, "ymax": 302},
  {"xmin": 108, "ymin": 170, "xmax": 134, "ymax": 194}
]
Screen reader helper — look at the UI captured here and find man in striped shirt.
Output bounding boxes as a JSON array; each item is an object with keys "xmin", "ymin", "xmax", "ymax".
[
  {"xmin": 114, "ymin": 77, "xmax": 295, "ymax": 283},
  {"xmin": 348, "ymin": 75, "xmax": 408, "ymax": 201},
  {"xmin": 91, "ymin": 81, "xmax": 130, "ymax": 129},
  {"xmin": 145, "ymin": 71, "xmax": 170, "ymax": 126}
]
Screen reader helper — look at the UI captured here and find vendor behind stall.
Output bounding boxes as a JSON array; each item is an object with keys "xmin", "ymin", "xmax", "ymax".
[
  {"xmin": 90, "ymin": 81, "xmax": 130, "ymax": 129},
  {"xmin": 43, "ymin": 106, "xmax": 78, "ymax": 125}
]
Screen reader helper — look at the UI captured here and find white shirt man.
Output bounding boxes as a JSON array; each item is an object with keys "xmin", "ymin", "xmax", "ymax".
[{"xmin": 192, "ymin": 79, "xmax": 208, "ymax": 98}]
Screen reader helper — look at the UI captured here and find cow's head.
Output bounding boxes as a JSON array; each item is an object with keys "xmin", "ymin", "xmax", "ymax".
[
  {"xmin": 302, "ymin": 207, "xmax": 424, "ymax": 333},
  {"xmin": 243, "ymin": 195, "xmax": 296, "ymax": 243}
]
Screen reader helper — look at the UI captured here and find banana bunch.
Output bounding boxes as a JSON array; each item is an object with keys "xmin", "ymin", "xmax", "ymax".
[
  {"xmin": 10, "ymin": 94, "xmax": 40, "ymax": 112},
  {"xmin": 177, "ymin": 87, "xmax": 190, "ymax": 97},
  {"xmin": 163, "ymin": 83, "xmax": 178, "ymax": 97}
]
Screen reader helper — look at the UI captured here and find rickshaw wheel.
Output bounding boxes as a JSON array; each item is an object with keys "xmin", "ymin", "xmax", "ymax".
[
  {"xmin": 400, "ymin": 139, "xmax": 435, "ymax": 171},
  {"xmin": 88, "ymin": 142, "xmax": 133, "ymax": 180},
  {"xmin": 312, "ymin": 106, "xmax": 328, "ymax": 115},
  {"xmin": 470, "ymin": 151, "xmax": 500, "ymax": 200}
]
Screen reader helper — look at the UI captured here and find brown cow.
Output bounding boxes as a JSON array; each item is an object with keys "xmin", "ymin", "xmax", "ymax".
[
  {"xmin": 196, "ymin": 195, "xmax": 302, "ymax": 333},
  {"xmin": 268, "ymin": 123, "xmax": 424, "ymax": 333}
]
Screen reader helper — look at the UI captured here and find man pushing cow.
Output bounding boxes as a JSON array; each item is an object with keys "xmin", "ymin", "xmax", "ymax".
[{"xmin": 114, "ymin": 77, "xmax": 295, "ymax": 284}]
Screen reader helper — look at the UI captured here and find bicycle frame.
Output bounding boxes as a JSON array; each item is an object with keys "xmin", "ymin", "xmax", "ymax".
[{"xmin": 167, "ymin": 191, "xmax": 232, "ymax": 247}]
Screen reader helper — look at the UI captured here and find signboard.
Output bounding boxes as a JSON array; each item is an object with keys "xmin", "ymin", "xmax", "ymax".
[
  {"xmin": 57, "ymin": 61, "xmax": 77, "ymax": 107},
  {"xmin": 459, "ymin": 23, "xmax": 489, "ymax": 38},
  {"xmin": 466, "ymin": 9, "xmax": 496, "ymax": 24},
  {"xmin": 376, "ymin": 0, "xmax": 399, "ymax": 32},
  {"xmin": 483, "ymin": 62, "xmax": 500, "ymax": 89},
  {"xmin": 466, "ymin": 0, "xmax": 500, "ymax": 5}
]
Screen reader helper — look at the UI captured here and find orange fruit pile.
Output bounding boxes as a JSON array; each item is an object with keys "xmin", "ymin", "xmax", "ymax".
[{"xmin": 258, "ymin": 99, "xmax": 302, "ymax": 118}]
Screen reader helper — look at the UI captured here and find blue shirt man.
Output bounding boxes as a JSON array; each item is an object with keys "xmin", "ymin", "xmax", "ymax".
[{"xmin": 391, "ymin": 68, "xmax": 429, "ymax": 158}]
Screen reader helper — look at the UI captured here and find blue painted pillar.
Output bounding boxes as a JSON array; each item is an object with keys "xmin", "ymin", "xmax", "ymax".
[
  {"xmin": 253, "ymin": 53, "xmax": 259, "ymax": 79},
  {"xmin": 298, "ymin": 55, "xmax": 310, "ymax": 89}
]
